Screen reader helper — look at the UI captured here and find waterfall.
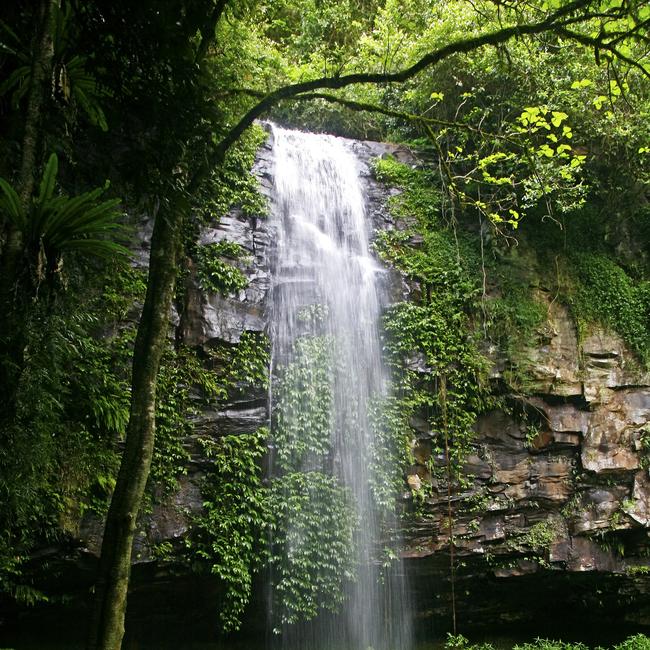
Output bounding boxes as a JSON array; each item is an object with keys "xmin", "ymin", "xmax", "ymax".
[{"xmin": 267, "ymin": 124, "xmax": 411, "ymax": 650}]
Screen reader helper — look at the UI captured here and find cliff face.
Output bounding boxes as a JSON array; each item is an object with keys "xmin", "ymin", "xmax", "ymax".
[
  {"xmin": 404, "ymin": 301, "xmax": 650, "ymax": 632},
  {"xmin": 8, "ymin": 131, "xmax": 649, "ymax": 641}
]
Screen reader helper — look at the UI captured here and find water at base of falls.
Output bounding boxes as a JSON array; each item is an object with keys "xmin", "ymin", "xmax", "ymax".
[{"xmin": 267, "ymin": 124, "xmax": 412, "ymax": 650}]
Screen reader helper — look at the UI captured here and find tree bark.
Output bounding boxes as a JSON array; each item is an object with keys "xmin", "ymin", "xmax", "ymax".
[
  {"xmin": 0, "ymin": 0, "xmax": 55, "ymax": 306},
  {"xmin": 0, "ymin": 0, "xmax": 55, "ymax": 412},
  {"xmin": 86, "ymin": 205, "xmax": 182, "ymax": 650}
]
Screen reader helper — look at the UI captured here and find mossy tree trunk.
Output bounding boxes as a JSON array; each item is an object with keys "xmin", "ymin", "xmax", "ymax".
[
  {"xmin": 0, "ymin": 0, "xmax": 55, "ymax": 407},
  {"xmin": 86, "ymin": 206, "xmax": 182, "ymax": 650}
]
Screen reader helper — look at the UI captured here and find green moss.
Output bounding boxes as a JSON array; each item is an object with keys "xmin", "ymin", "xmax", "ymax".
[
  {"xmin": 505, "ymin": 519, "xmax": 559, "ymax": 556},
  {"xmin": 485, "ymin": 267, "xmax": 547, "ymax": 389},
  {"xmin": 373, "ymin": 156, "xmax": 442, "ymax": 227},
  {"xmin": 570, "ymin": 253, "xmax": 650, "ymax": 364}
]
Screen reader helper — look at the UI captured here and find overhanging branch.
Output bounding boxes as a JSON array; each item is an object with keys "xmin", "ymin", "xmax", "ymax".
[
  {"xmin": 198, "ymin": 0, "xmax": 643, "ymax": 186},
  {"xmin": 209, "ymin": 0, "xmax": 598, "ymax": 164},
  {"xmin": 555, "ymin": 25, "xmax": 650, "ymax": 75},
  {"xmin": 290, "ymin": 92, "xmax": 487, "ymax": 134}
]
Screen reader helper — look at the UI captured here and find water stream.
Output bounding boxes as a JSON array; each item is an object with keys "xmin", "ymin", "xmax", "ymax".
[{"xmin": 267, "ymin": 125, "xmax": 411, "ymax": 650}]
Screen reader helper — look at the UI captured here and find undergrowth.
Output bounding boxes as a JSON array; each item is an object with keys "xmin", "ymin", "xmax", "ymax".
[{"xmin": 445, "ymin": 633, "xmax": 650, "ymax": 650}]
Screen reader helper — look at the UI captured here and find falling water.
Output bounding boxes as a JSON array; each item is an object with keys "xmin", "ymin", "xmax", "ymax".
[{"xmin": 268, "ymin": 125, "xmax": 411, "ymax": 650}]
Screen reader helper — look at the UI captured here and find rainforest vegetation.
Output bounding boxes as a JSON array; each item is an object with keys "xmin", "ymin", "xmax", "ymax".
[{"xmin": 0, "ymin": 0, "xmax": 649, "ymax": 649}]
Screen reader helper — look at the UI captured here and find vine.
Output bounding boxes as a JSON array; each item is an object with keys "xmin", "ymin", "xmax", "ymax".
[
  {"xmin": 197, "ymin": 123, "xmax": 269, "ymax": 223},
  {"xmin": 274, "ymin": 335, "xmax": 334, "ymax": 471},
  {"xmin": 195, "ymin": 240, "xmax": 250, "ymax": 296},
  {"xmin": 267, "ymin": 471, "xmax": 356, "ymax": 628},
  {"xmin": 187, "ymin": 428, "xmax": 270, "ymax": 632}
]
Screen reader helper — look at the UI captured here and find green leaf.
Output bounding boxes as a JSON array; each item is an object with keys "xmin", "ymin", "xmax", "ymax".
[
  {"xmin": 551, "ymin": 111, "xmax": 568, "ymax": 127},
  {"xmin": 0, "ymin": 177, "xmax": 24, "ymax": 228},
  {"xmin": 38, "ymin": 154, "xmax": 59, "ymax": 205}
]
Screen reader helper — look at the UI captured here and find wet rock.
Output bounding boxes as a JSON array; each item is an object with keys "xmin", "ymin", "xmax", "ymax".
[
  {"xmin": 494, "ymin": 559, "xmax": 540, "ymax": 577},
  {"xmin": 626, "ymin": 471, "xmax": 650, "ymax": 527},
  {"xmin": 567, "ymin": 536, "xmax": 622, "ymax": 572},
  {"xmin": 521, "ymin": 299, "xmax": 582, "ymax": 397},
  {"xmin": 582, "ymin": 329, "xmax": 650, "ymax": 402},
  {"xmin": 581, "ymin": 389, "xmax": 650, "ymax": 473},
  {"xmin": 570, "ymin": 487, "xmax": 631, "ymax": 534}
]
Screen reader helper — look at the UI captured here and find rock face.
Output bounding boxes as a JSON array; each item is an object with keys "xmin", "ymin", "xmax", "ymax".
[
  {"xmin": 404, "ymin": 294, "xmax": 650, "ymax": 633},
  {"xmin": 8, "ymin": 129, "xmax": 649, "ymax": 642}
]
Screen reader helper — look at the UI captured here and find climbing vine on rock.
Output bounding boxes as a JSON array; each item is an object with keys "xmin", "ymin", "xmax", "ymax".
[
  {"xmin": 274, "ymin": 335, "xmax": 334, "ymax": 471},
  {"xmin": 267, "ymin": 471, "xmax": 356, "ymax": 628},
  {"xmin": 187, "ymin": 428, "xmax": 270, "ymax": 632},
  {"xmin": 195, "ymin": 240, "xmax": 250, "ymax": 296}
]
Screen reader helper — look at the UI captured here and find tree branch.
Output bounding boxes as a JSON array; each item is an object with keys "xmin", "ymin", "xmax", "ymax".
[
  {"xmin": 289, "ymin": 91, "xmax": 502, "ymax": 136},
  {"xmin": 195, "ymin": 0, "xmax": 230, "ymax": 63},
  {"xmin": 209, "ymin": 0, "xmax": 598, "ymax": 164},
  {"xmin": 555, "ymin": 26, "xmax": 650, "ymax": 77}
]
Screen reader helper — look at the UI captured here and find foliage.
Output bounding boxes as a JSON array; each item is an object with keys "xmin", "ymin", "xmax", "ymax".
[
  {"xmin": 187, "ymin": 428, "xmax": 270, "ymax": 632},
  {"xmin": 486, "ymin": 269, "xmax": 547, "ymax": 354},
  {"xmin": 0, "ymin": 153, "xmax": 127, "ymax": 281},
  {"xmin": 225, "ymin": 331, "xmax": 271, "ymax": 389},
  {"xmin": 267, "ymin": 471, "xmax": 356, "ymax": 628},
  {"xmin": 198, "ymin": 124, "xmax": 269, "ymax": 222},
  {"xmin": 505, "ymin": 519, "xmax": 559, "ymax": 560},
  {"xmin": 569, "ymin": 253, "xmax": 650, "ymax": 364},
  {"xmin": 195, "ymin": 240, "xmax": 249, "ymax": 296},
  {"xmin": 178, "ymin": 332, "xmax": 270, "ymax": 628},
  {"xmin": 274, "ymin": 335, "xmax": 334, "ymax": 471},
  {"xmin": 437, "ymin": 103, "xmax": 587, "ymax": 229},
  {"xmin": 373, "ymin": 156, "xmax": 443, "ymax": 227},
  {"xmin": 0, "ymin": 2, "xmax": 110, "ymax": 131},
  {"xmin": 368, "ymin": 396, "xmax": 414, "ymax": 511},
  {"xmin": 153, "ymin": 331, "xmax": 270, "ymax": 497},
  {"xmin": 444, "ymin": 634, "xmax": 650, "ymax": 650},
  {"xmin": 151, "ymin": 346, "xmax": 220, "ymax": 495},
  {"xmin": 204, "ymin": 330, "xmax": 271, "ymax": 395},
  {"xmin": 374, "ymin": 158, "xmax": 491, "ymax": 485},
  {"xmin": 0, "ymin": 264, "xmax": 139, "ymax": 597},
  {"xmin": 1, "ymin": 0, "xmax": 649, "ymax": 637},
  {"xmin": 266, "ymin": 333, "xmax": 360, "ymax": 628}
]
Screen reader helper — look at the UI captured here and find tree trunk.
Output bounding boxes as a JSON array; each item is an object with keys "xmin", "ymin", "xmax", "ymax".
[
  {"xmin": 86, "ymin": 205, "xmax": 182, "ymax": 650},
  {"xmin": 0, "ymin": 0, "xmax": 54, "ymax": 307},
  {"xmin": 0, "ymin": 0, "xmax": 55, "ymax": 413}
]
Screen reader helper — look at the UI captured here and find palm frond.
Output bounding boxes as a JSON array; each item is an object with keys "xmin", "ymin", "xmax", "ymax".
[
  {"xmin": 38, "ymin": 154, "xmax": 58, "ymax": 205},
  {"xmin": 61, "ymin": 239, "xmax": 130, "ymax": 259},
  {"xmin": 0, "ymin": 178, "xmax": 25, "ymax": 229},
  {"xmin": 0, "ymin": 65, "xmax": 30, "ymax": 107},
  {"xmin": 1, "ymin": 153, "xmax": 128, "ymax": 266}
]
